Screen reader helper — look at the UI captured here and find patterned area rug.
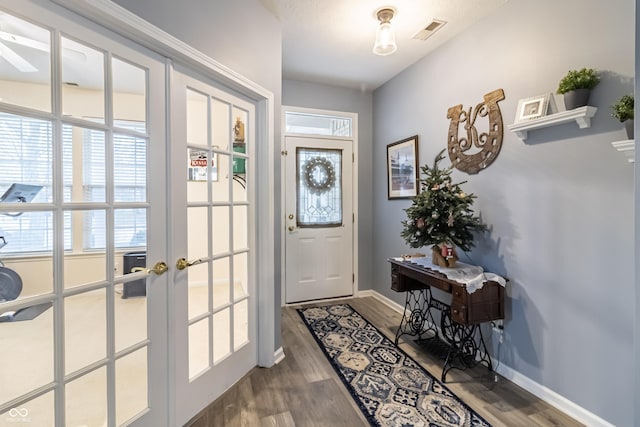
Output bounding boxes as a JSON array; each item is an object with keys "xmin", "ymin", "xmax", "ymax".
[{"xmin": 297, "ymin": 304, "xmax": 492, "ymax": 427}]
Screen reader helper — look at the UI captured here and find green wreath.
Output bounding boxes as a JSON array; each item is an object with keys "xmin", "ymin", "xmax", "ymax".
[{"xmin": 303, "ymin": 157, "xmax": 336, "ymax": 195}]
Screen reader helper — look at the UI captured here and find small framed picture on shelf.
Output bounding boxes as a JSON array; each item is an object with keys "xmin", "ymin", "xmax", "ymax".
[
  {"xmin": 386, "ymin": 135, "xmax": 419, "ymax": 200},
  {"xmin": 515, "ymin": 94, "xmax": 552, "ymax": 122}
]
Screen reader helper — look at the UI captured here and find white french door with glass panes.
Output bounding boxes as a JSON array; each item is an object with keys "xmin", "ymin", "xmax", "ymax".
[
  {"xmin": 170, "ymin": 68, "xmax": 256, "ymax": 424},
  {"xmin": 0, "ymin": 1, "xmax": 168, "ymax": 426}
]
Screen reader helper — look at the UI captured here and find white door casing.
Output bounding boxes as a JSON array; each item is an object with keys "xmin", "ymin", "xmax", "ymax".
[{"xmin": 284, "ymin": 136, "xmax": 354, "ymax": 303}]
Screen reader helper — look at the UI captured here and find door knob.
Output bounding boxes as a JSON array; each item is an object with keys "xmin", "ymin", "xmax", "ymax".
[
  {"xmin": 131, "ymin": 261, "xmax": 168, "ymax": 275},
  {"xmin": 176, "ymin": 257, "xmax": 205, "ymax": 270},
  {"xmin": 288, "ymin": 226, "xmax": 295, "ymax": 231}
]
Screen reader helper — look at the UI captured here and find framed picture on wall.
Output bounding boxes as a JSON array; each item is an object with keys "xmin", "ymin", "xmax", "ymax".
[
  {"xmin": 387, "ymin": 135, "xmax": 419, "ymax": 199},
  {"xmin": 515, "ymin": 93, "xmax": 552, "ymax": 122}
]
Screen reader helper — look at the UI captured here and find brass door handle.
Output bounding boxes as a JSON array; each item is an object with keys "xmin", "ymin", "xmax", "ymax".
[
  {"xmin": 288, "ymin": 226, "xmax": 295, "ymax": 232},
  {"xmin": 131, "ymin": 261, "xmax": 168, "ymax": 275},
  {"xmin": 176, "ymin": 257, "xmax": 205, "ymax": 271}
]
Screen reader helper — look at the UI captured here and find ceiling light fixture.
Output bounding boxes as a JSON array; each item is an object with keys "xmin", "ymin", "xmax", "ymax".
[{"xmin": 373, "ymin": 7, "xmax": 397, "ymax": 56}]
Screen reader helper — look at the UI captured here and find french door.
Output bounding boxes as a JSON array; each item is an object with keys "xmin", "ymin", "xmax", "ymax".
[
  {"xmin": 170, "ymin": 68, "xmax": 257, "ymax": 424},
  {"xmin": 0, "ymin": 1, "xmax": 168, "ymax": 426}
]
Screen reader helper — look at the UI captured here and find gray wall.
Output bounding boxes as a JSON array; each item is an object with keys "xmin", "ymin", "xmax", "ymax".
[
  {"xmin": 111, "ymin": 0, "xmax": 284, "ymax": 348},
  {"xmin": 372, "ymin": 0, "xmax": 634, "ymax": 425},
  {"xmin": 282, "ymin": 79, "xmax": 374, "ymax": 291}
]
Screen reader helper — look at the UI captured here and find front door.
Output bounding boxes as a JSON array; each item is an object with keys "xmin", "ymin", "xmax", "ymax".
[
  {"xmin": 284, "ymin": 136, "xmax": 354, "ymax": 303},
  {"xmin": 0, "ymin": 1, "xmax": 168, "ymax": 426},
  {"xmin": 170, "ymin": 68, "xmax": 257, "ymax": 424}
]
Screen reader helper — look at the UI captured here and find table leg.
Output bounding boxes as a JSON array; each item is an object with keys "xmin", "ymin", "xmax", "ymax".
[{"xmin": 394, "ymin": 288, "xmax": 437, "ymax": 345}]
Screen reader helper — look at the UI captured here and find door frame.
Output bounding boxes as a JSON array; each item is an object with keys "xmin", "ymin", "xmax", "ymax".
[
  {"xmin": 280, "ymin": 106, "xmax": 359, "ymax": 306},
  {"xmin": 50, "ymin": 0, "xmax": 276, "ymax": 421}
]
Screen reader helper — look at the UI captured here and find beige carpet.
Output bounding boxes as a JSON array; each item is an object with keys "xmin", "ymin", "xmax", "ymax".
[{"xmin": 1, "ymin": 282, "xmax": 247, "ymax": 426}]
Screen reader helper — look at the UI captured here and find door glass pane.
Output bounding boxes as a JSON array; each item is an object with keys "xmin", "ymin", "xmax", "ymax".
[
  {"xmin": 65, "ymin": 288, "xmax": 106, "ymax": 374},
  {"xmin": 1, "ymin": 391, "xmax": 54, "ymax": 425},
  {"xmin": 65, "ymin": 211, "xmax": 106, "ymax": 289},
  {"xmin": 187, "ymin": 88, "xmax": 208, "ymax": 145},
  {"xmin": 233, "ymin": 206, "xmax": 247, "ymax": 250},
  {"xmin": 63, "ymin": 125, "xmax": 106, "ymax": 203},
  {"xmin": 114, "ymin": 133, "xmax": 147, "ymax": 203},
  {"xmin": 66, "ymin": 367, "xmax": 107, "ymax": 426},
  {"xmin": 212, "ymin": 97, "xmax": 230, "ymax": 151},
  {"xmin": 0, "ymin": 235, "xmax": 53, "ymax": 301},
  {"xmin": 188, "ymin": 262, "xmax": 209, "ymax": 319},
  {"xmin": 188, "ymin": 147, "xmax": 217, "ymax": 190},
  {"xmin": 232, "ymin": 158, "xmax": 247, "ymax": 202},
  {"xmin": 189, "ymin": 318, "xmax": 209, "ymax": 379},
  {"xmin": 233, "ymin": 252, "xmax": 248, "ymax": 300},
  {"xmin": 296, "ymin": 148, "xmax": 342, "ymax": 227},
  {"xmin": 115, "ymin": 283, "xmax": 147, "ymax": 352},
  {"xmin": 213, "ymin": 308, "xmax": 230, "ymax": 364},
  {"xmin": 0, "ymin": 303, "xmax": 53, "ymax": 403},
  {"xmin": 211, "ymin": 153, "xmax": 230, "ymax": 203},
  {"xmin": 187, "ymin": 207, "xmax": 208, "ymax": 260},
  {"xmin": 0, "ymin": 11, "xmax": 51, "ymax": 112},
  {"xmin": 61, "ymin": 37, "xmax": 105, "ymax": 123},
  {"xmin": 0, "ymin": 113, "xmax": 52, "ymax": 205},
  {"xmin": 212, "ymin": 206, "xmax": 229, "ymax": 255},
  {"xmin": 233, "ymin": 299, "xmax": 248, "ymax": 350},
  {"xmin": 116, "ymin": 348, "xmax": 148, "ymax": 425},
  {"xmin": 113, "ymin": 58, "xmax": 147, "ymax": 131},
  {"xmin": 212, "ymin": 257, "xmax": 230, "ymax": 309},
  {"xmin": 285, "ymin": 112, "xmax": 352, "ymax": 137},
  {"xmin": 113, "ymin": 208, "xmax": 147, "ymax": 250}
]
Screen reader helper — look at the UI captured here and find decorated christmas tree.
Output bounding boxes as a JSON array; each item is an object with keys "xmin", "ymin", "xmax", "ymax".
[{"xmin": 401, "ymin": 149, "xmax": 486, "ymax": 267}]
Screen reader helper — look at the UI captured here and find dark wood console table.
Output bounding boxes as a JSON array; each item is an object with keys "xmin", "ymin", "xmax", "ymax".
[{"xmin": 389, "ymin": 258, "xmax": 505, "ymax": 382}]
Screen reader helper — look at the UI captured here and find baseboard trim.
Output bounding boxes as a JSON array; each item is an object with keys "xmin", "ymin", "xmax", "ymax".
[
  {"xmin": 362, "ymin": 289, "xmax": 614, "ymax": 427},
  {"xmin": 493, "ymin": 363, "xmax": 614, "ymax": 427}
]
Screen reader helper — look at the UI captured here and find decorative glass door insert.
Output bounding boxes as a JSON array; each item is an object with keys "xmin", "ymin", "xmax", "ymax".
[{"xmin": 296, "ymin": 148, "xmax": 342, "ymax": 227}]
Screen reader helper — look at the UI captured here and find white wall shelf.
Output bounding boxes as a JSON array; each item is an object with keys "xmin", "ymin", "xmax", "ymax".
[
  {"xmin": 611, "ymin": 139, "xmax": 635, "ymax": 163},
  {"xmin": 507, "ymin": 106, "xmax": 598, "ymax": 140}
]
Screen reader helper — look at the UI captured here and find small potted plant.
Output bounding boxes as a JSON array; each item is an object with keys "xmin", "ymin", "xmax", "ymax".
[
  {"xmin": 611, "ymin": 94, "xmax": 634, "ymax": 139},
  {"xmin": 556, "ymin": 68, "xmax": 600, "ymax": 110}
]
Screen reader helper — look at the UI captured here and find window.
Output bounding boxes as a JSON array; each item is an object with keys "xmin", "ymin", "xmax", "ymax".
[
  {"xmin": 83, "ymin": 120, "xmax": 147, "ymax": 249},
  {"xmin": 0, "ymin": 114, "xmax": 147, "ymax": 254},
  {"xmin": 285, "ymin": 111, "xmax": 352, "ymax": 137},
  {"xmin": 0, "ymin": 113, "xmax": 66, "ymax": 253}
]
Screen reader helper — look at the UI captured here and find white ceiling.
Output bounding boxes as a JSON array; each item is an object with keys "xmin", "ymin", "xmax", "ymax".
[{"xmin": 261, "ymin": 0, "xmax": 508, "ymax": 91}]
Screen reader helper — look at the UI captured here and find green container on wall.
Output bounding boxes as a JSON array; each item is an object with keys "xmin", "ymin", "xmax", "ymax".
[{"xmin": 233, "ymin": 143, "xmax": 246, "ymax": 174}]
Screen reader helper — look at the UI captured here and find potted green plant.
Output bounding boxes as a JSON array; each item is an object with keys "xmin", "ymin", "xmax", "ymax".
[
  {"xmin": 400, "ymin": 149, "xmax": 486, "ymax": 268},
  {"xmin": 611, "ymin": 94, "xmax": 634, "ymax": 139},
  {"xmin": 556, "ymin": 68, "xmax": 600, "ymax": 110}
]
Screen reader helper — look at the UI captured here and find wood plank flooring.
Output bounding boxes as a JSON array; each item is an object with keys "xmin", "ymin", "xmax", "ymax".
[{"xmin": 185, "ymin": 296, "xmax": 584, "ymax": 427}]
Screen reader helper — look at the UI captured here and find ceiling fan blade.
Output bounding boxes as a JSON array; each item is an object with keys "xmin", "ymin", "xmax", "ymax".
[
  {"xmin": 0, "ymin": 30, "xmax": 48, "ymax": 52},
  {"xmin": 0, "ymin": 41, "xmax": 37, "ymax": 72},
  {"xmin": 0, "ymin": 31, "xmax": 87, "ymax": 63}
]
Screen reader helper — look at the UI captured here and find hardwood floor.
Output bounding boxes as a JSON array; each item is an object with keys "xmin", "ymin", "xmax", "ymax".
[{"xmin": 186, "ymin": 296, "xmax": 584, "ymax": 427}]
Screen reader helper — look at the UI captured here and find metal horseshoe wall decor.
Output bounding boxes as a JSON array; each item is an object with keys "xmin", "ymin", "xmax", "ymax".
[{"xmin": 446, "ymin": 88, "xmax": 505, "ymax": 174}]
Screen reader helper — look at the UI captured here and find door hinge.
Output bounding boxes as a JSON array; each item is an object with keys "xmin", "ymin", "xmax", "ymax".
[
  {"xmin": 281, "ymin": 150, "xmax": 288, "ymax": 156},
  {"xmin": 353, "ymin": 213, "xmax": 355, "ymax": 223},
  {"xmin": 352, "ymin": 152, "xmax": 355, "ymax": 162},
  {"xmin": 352, "ymin": 273, "xmax": 355, "ymax": 283}
]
